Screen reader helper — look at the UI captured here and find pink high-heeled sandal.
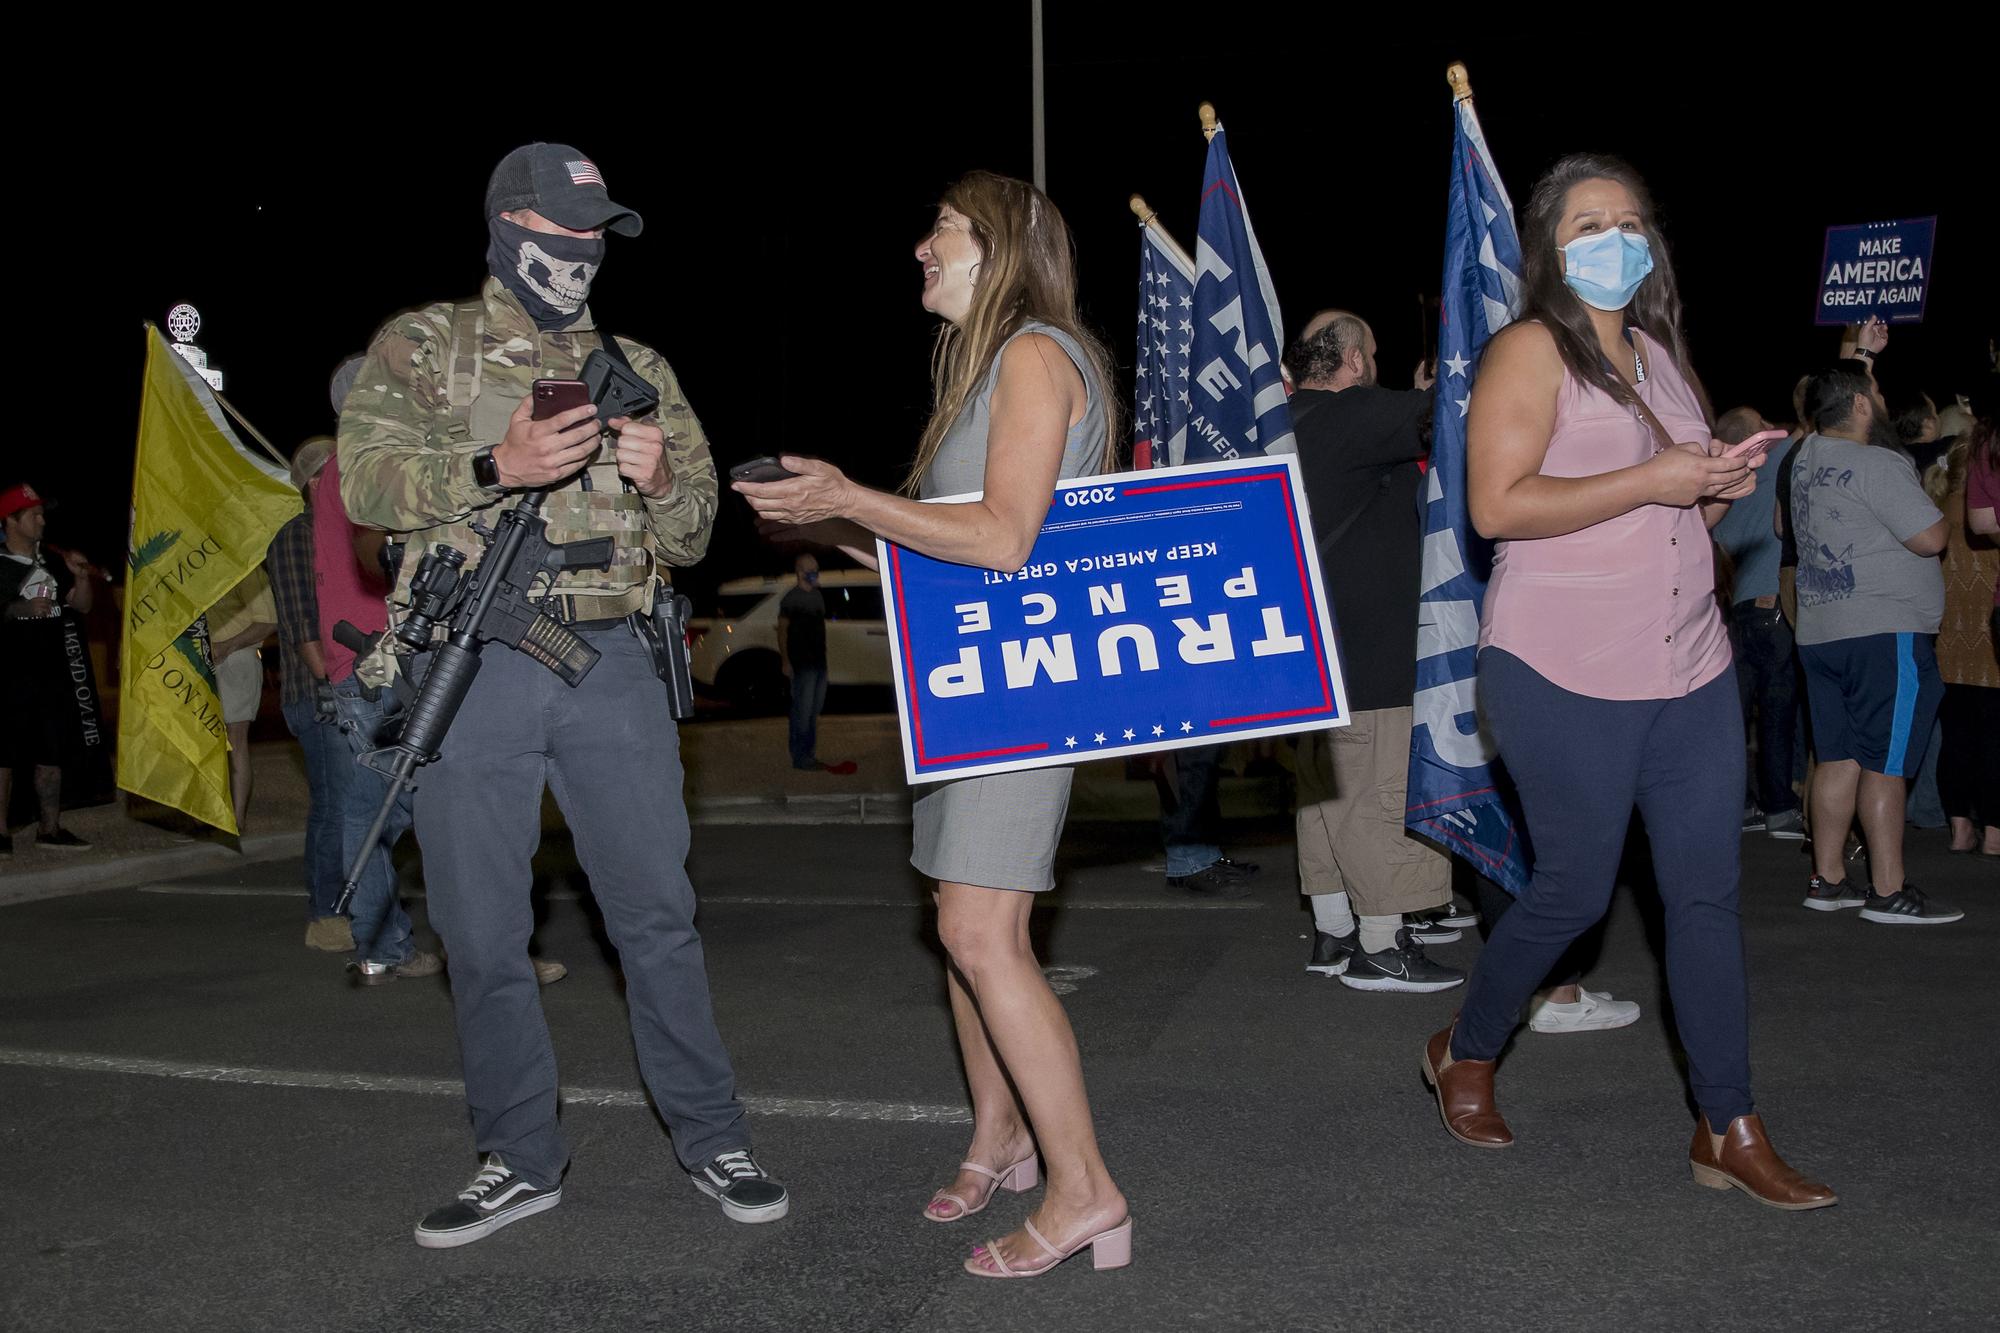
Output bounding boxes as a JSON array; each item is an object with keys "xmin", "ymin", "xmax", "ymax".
[
  {"xmin": 964, "ymin": 1215, "xmax": 1133, "ymax": 1278},
  {"xmin": 924, "ymin": 1154, "xmax": 1040, "ymax": 1223}
]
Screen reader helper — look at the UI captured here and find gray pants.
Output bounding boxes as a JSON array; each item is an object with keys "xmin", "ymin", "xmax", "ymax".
[{"xmin": 414, "ymin": 623, "xmax": 747, "ymax": 1188}]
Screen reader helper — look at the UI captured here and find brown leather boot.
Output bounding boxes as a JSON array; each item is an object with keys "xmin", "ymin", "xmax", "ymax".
[
  {"xmin": 1689, "ymin": 1115, "xmax": 1837, "ymax": 1210},
  {"xmin": 1420, "ymin": 1025, "xmax": 1513, "ymax": 1148}
]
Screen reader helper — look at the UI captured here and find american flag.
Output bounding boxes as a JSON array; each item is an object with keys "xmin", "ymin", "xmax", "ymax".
[
  {"xmin": 1404, "ymin": 81, "xmax": 1532, "ymax": 896},
  {"xmin": 566, "ymin": 160, "xmax": 605, "ymax": 188},
  {"xmin": 1132, "ymin": 221, "xmax": 1195, "ymax": 470},
  {"xmin": 1187, "ymin": 124, "xmax": 1294, "ymax": 462}
]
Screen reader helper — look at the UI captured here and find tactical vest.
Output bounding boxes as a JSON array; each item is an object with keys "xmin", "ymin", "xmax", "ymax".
[{"xmin": 385, "ymin": 300, "xmax": 659, "ymax": 643}]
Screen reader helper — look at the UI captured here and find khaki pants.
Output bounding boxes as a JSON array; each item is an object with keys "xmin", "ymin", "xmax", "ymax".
[{"xmin": 1294, "ymin": 706, "xmax": 1450, "ymax": 916}]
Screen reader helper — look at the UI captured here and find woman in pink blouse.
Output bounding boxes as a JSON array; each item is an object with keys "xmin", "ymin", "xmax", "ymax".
[{"xmin": 1419, "ymin": 155, "xmax": 1836, "ymax": 1210}]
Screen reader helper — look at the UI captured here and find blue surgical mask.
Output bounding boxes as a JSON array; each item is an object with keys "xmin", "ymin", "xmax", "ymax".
[{"xmin": 1562, "ymin": 229, "xmax": 1654, "ymax": 311}]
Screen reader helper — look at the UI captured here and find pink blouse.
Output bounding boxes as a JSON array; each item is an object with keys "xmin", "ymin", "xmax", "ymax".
[{"xmin": 1479, "ymin": 330, "xmax": 1732, "ymax": 701}]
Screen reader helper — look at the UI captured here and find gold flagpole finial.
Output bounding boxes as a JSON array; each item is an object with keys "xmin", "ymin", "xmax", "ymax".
[
  {"xmin": 1447, "ymin": 63, "xmax": 1474, "ymax": 104},
  {"xmin": 1129, "ymin": 194, "xmax": 1157, "ymax": 226},
  {"xmin": 1198, "ymin": 102, "xmax": 1219, "ymax": 141}
]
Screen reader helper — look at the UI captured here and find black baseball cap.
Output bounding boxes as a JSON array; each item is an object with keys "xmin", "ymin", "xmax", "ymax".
[{"xmin": 485, "ymin": 143, "xmax": 643, "ymax": 237}]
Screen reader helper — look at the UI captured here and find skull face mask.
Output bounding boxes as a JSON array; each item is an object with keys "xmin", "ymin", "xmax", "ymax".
[{"xmin": 486, "ymin": 216, "xmax": 605, "ymax": 330}]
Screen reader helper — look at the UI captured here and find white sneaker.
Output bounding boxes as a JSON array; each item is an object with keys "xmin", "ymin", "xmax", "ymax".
[{"xmin": 1527, "ymin": 988, "xmax": 1641, "ymax": 1034}]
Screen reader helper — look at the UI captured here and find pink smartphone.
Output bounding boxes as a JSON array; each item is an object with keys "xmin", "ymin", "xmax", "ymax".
[{"xmin": 1723, "ymin": 428, "xmax": 1789, "ymax": 458}]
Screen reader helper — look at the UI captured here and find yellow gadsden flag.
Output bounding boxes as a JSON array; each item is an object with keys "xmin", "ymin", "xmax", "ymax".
[{"xmin": 117, "ymin": 326, "xmax": 301, "ymax": 833}]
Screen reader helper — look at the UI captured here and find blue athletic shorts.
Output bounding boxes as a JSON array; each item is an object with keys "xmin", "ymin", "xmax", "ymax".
[{"xmin": 1798, "ymin": 632, "xmax": 1943, "ymax": 778}]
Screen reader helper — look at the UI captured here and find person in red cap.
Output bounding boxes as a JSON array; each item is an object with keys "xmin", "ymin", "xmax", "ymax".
[{"xmin": 1, "ymin": 482, "xmax": 95, "ymax": 853}]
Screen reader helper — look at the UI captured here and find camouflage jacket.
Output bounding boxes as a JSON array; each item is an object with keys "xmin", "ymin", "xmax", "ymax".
[{"xmin": 337, "ymin": 278, "xmax": 717, "ymax": 633}]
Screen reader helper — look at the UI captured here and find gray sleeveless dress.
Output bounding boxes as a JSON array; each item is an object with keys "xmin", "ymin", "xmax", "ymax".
[{"xmin": 910, "ymin": 321, "xmax": 1108, "ymax": 892}]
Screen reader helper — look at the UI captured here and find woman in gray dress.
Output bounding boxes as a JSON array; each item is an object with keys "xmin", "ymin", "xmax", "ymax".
[{"xmin": 735, "ymin": 171, "xmax": 1131, "ymax": 1278}]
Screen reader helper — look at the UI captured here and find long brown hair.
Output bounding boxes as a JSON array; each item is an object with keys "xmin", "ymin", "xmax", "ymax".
[
  {"xmin": 1968, "ymin": 374, "xmax": 1999, "ymax": 481},
  {"xmin": 1518, "ymin": 154, "xmax": 1705, "ymax": 419},
  {"xmin": 903, "ymin": 171, "xmax": 1118, "ymax": 493}
]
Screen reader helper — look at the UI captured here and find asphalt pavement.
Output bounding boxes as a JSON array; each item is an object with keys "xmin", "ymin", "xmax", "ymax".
[{"xmin": 3, "ymin": 818, "xmax": 1996, "ymax": 1332}]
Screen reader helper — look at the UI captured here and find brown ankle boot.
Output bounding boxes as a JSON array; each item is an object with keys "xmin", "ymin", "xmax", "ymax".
[
  {"xmin": 1689, "ymin": 1114, "xmax": 1837, "ymax": 1210},
  {"xmin": 1420, "ymin": 1025, "xmax": 1513, "ymax": 1148}
]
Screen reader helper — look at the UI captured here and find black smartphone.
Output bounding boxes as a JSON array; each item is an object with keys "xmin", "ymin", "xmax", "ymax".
[
  {"xmin": 729, "ymin": 456, "xmax": 799, "ymax": 484},
  {"xmin": 532, "ymin": 378, "xmax": 592, "ymax": 422}
]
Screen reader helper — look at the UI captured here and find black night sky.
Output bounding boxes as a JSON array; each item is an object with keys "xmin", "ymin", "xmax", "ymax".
[{"xmin": 43, "ymin": 24, "xmax": 1993, "ymax": 608}]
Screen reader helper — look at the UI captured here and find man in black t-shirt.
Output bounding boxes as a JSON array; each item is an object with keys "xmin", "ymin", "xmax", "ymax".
[
  {"xmin": 1284, "ymin": 312, "xmax": 1460, "ymax": 993},
  {"xmin": 1, "ymin": 483, "xmax": 95, "ymax": 854},
  {"xmin": 777, "ymin": 554, "xmax": 836, "ymax": 772}
]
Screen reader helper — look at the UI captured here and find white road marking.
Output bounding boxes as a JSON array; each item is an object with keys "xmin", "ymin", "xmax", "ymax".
[
  {"xmin": 0, "ymin": 1048, "xmax": 971, "ymax": 1125},
  {"xmin": 136, "ymin": 886, "xmax": 1263, "ymax": 910},
  {"xmin": 1041, "ymin": 964, "xmax": 1101, "ymax": 996}
]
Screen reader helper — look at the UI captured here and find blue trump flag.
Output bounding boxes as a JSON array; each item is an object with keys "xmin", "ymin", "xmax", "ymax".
[
  {"xmin": 1133, "ymin": 219, "xmax": 1197, "ymax": 470},
  {"xmin": 1405, "ymin": 83, "xmax": 1532, "ymax": 896},
  {"xmin": 1186, "ymin": 124, "xmax": 1294, "ymax": 463}
]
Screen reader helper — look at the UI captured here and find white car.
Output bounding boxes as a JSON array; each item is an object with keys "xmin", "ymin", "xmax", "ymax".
[{"xmin": 688, "ymin": 571, "xmax": 892, "ymax": 711}]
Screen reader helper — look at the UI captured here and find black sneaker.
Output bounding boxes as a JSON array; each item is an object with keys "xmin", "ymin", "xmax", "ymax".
[
  {"xmin": 1741, "ymin": 805, "xmax": 1767, "ymax": 833},
  {"xmin": 691, "ymin": 1148, "xmax": 789, "ymax": 1223},
  {"xmin": 1305, "ymin": 929, "xmax": 1354, "ymax": 976},
  {"xmin": 1859, "ymin": 884, "xmax": 1963, "ymax": 926},
  {"xmin": 1803, "ymin": 875, "xmax": 1867, "ymax": 912},
  {"xmin": 1403, "ymin": 910, "xmax": 1463, "ymax": 944},
  {"xmin": 1211, "ymin": 856, "xmax": 1261, "ymax": 879},
  {"xmin": 1166, "ymin": 864, "xmax": 1254, "ymax": 899},
  {"xmin": 1338, "ymin": 929, "xmax": 1466, "ymax": 994},
  {"xmin": 35, "ymin": 827, "xmax": 91, "ymax": 852},
  {"xmin": 1435, "ymin": 900, "xmax": 1480, "ymax": 928},
  {"xmin": 413, "ymin": 1155, "xmax": 562, "ymax": 1249}
]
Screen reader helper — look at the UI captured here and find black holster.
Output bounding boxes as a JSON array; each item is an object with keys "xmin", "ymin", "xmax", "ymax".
[{"xmin": 633, "ymin": 588, "xmax": 696, "ymax": 721}]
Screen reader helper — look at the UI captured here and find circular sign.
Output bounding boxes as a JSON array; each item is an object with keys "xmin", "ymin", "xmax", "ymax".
[{"xmin": 167, "ymin": 304, "xmax": 202, "ymax": 343}]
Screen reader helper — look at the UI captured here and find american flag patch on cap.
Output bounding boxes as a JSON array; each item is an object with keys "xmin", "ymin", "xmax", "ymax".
[{"xmin": 566, "ymin": 160, "xmax": 605, "ymax": 188}]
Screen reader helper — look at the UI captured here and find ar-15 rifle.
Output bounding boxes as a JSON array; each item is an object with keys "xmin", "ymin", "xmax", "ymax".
[{"xmin": 332, "ymin": 489, "xmax": 612, "ymax": 918}]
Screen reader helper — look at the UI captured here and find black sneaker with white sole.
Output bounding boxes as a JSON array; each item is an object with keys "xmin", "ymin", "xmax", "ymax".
[
  {"xmin": 1435, "ymin": 900, "xmax": 1480, "ymax": 928},
  {"xmin": 691, "ymin": 1148, "xmax": 789, "ymax": 1223},
  {"xmin": 1858, "ymin": 884, "xmax": 1963, "ymax": 926},
  {"xmin": 1402, "ymin": 910, "xmax": 1463, "ymax": 944},
  {"xmin": 414, "ymin": 1155, "xmax": 561, "ymax": 1249},
  {"xmin": 1305, "ymin": 929, "xmax": 1354, "ymax": 976},
  {"xmin": 1338, "ymin": 928, "xmax": 1466, "ymax": 994},
  {"xmin": 1803, "ymin": 875, "xmax": 1868, "ymax": 912}
]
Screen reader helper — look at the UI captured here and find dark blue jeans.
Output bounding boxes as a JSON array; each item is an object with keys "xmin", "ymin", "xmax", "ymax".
[
  {"xmin": 281, "ymin": 695, "xmax": 345, "ymax": 921},
  {"xmin": 331, "ymin": 676, "xmax": 415, "ymax": 966},
  {"xmin": 1729, "ymin": 603, "xmax": 1799, "ymax": 815},
  {"xmin": 788, "ymin": 666, "xmax": 827, "ymax": 768},
  {"xmin": 1453, "ymin": 651, "xmax": 1753, "ymax": 1128},
  {"xmin": 1161, "ymin": 745, "xmax": 1224, "ymax": 876}
]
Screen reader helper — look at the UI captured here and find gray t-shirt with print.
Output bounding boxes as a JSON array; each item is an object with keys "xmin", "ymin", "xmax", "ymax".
[{"xmin": 1789, "ymin": 432, "xmax": 1944, "ymax": 645}]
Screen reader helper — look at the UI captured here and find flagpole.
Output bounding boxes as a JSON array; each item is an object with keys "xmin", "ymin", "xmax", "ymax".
[
  {"xmin": 1198, "ymin": 101, "xmax": 1219, "ymax": 143},
  {"xmin": 211, "ymin": 391, "xmax": 294, "ymax": 471},
  {"xmin": 1127, "ymin": 194, "xmax": 1197, "ymax": 273},
  {"xmin": 1030, "ymin": 0, "xmax": 1046, "ymax": 192},
  {"xmin": 1447, "ymin": 62, "xmax": 1474, "ymax": 103}
]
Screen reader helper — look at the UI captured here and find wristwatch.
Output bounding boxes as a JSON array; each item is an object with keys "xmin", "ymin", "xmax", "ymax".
[
  {"xmin": 1852, "ymin": 346, "xmax": 1876, "ymax": 362},
  {"xmin": 472, "ymin": 446, "xmax": 505, "ymax": 492}
]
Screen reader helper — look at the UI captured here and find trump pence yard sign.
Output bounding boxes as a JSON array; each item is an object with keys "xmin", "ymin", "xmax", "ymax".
[{"xmin": 877, "ymin": 455, "xmax": 1350, "ymax": 784}]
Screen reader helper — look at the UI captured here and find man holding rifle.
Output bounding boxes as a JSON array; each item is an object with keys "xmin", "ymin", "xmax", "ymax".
[{"xmin": 338, "ymin": 143, "xmax": 787, "ymax": 1247}]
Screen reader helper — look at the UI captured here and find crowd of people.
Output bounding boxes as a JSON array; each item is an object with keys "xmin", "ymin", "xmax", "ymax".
[{"xmin": 4, "ymin": 139, "xmax": 1994, "ymax": 1273}]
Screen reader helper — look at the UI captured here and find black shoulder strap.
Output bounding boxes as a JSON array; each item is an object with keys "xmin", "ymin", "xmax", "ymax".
[
  {"xmin": 1313, "ymin": 469, "xmax": 1397, "ymax": 560},
  {"xmin": 596, "ymin": 330, "xmax": 637, "ymax": 371}
]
